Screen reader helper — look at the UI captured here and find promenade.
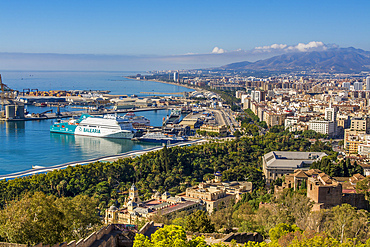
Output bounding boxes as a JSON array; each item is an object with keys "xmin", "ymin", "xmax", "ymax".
[{"xmin": 0, "ymin": 139, "xmax": 207, "ymax": 180}]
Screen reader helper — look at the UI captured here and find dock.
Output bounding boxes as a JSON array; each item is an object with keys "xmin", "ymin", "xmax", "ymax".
[
  {"xmin": 0, "ymin": 106, "xmax": 170, "ymax": 122},
  {"xmin": 140, "ymin": 92, "xmax": 185, "ymax": 95}
]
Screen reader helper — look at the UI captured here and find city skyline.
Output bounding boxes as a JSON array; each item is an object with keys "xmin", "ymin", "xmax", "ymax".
[{"xmin": 0, "ymin": 0, "xmax": 369, "ymax": 71}]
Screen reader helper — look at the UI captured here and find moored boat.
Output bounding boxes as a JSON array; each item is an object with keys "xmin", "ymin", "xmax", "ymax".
[
  {"xmin": 135, "ymin": 132, "xmax": 187, "ymax": 143},
  {"xmin": 50, "ymin": 114, "xmax": 137, "ymax": 139},
  {"xmin": 122, "ymin": 112, "xmax": 150, "ymax": 127},
  {"xmin": 163, "ymin": 109, "xmax": 181, "ymax": 126}
]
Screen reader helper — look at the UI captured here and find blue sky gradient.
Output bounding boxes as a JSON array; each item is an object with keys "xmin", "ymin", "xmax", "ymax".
[{"xmin": 0, "ymin": 0, "xmax": 369, "ymax": 70}]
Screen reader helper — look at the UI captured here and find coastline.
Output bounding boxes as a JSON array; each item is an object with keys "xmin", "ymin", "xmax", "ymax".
[{"xmin": 124, "ymin": 76, "xmax": 201, "ymax": 91}]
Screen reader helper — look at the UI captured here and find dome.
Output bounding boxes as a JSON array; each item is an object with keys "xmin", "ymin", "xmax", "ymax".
[
  {"xmin": 109, "ymin": 205, "xmax": 118, "ymax": 211},
  {"xmin": 214, "ymin": 171, "xmax": 222, "ymax": 177},
  {"xmin": 127, "ymin": 201, "xmax": 137, "ymax": 207},
  {"xmin": 162, "ymin": 191, "xmax": 171, "ymax": 196}
]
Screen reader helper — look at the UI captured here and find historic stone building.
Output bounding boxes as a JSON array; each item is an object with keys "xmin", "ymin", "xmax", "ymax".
[
  {"xmin": 176, "ymin": 172, "xmax": 253, "ymax": 213},
  {"xmin": 275, "ymin": 169, "xmax": 368, "ymax": 211},
  {"xmin": 105, "ymin": 184, "xmax": 202, "ymax": 225}
]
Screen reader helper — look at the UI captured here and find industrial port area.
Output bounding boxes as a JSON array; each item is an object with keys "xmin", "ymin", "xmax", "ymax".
[{"xmin": 0, "ymin": 74, "xmax": 238, "ymax": 140}]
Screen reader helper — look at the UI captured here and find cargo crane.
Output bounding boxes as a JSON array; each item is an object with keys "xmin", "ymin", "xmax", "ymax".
[
  {"xmin": 0, "ymin": 74, "xmax": 16, "ymax": 111},
  {"xmin": 31, "ymin": 109, "xmax": 53, "ymax": 118}
]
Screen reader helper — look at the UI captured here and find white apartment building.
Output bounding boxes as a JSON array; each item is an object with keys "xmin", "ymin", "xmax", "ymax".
[
  {"xmin": 325, "ymin": 104, "xmax": 337, "ymax": 122},
  {"xmin": 251, "ymin": 90, "xmax": 265, "ymax": 103},
  {"xmin": 358, "ymin": 143, "xmax": 370, "ymax": 158},
  {"xmin": 342, "ymin": 82, "xmax": 351, "ymax": 90},
  {"xmin": 354, "ymin": 81, "xmax": 363, "ymax": 91},
  {"xmin": 366, "ymin": 76, "xmax": 370, "ymax": 91},
  {"xmin": 308, "ymin": 119, "xmax": 336, "ymax": 137},
  {"xmin": 285, "ymin": 117, "xmax": 298, "ymax": 130}
]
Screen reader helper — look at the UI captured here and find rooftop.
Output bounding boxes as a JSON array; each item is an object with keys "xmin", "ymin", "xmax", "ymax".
[{"xmin": 264, "ymin": 151, "xmax": 327, "ymax": 169}]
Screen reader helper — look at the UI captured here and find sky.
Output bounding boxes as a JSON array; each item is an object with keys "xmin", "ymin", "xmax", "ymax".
[{"xmin": 0, "ymin": 0, "xmax": 369, "ymax": 71}]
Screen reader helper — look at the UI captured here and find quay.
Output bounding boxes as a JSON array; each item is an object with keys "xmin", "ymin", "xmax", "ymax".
[
  {"xmin": 0, "ymin": 139, "xmax": 207, "ymax": 180},
  {"xmin": 139, "ymin": 91, "xmax": 185, "ymax": 95},
  {"xmin": 0, "ymin": 106, "xmax": 170, "ymax": 122}
]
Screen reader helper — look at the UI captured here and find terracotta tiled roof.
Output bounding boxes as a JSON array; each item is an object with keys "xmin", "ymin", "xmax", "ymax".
[
  {"xmin": 306, "ymin": 169, "xmax": 322, "ymax": 176},
  {"xmin": 318, "ymin": 173, "xmax": 334, "ymax": 185},
  {"xmin": 294, "ymin": 170, "xmax": 309, "ymax": 178}
]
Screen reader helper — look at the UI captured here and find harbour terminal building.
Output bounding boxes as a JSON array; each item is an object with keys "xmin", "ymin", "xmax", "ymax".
[{"xmin": 263, "ymin": 151, "xmax": 327, "ymax": 185}]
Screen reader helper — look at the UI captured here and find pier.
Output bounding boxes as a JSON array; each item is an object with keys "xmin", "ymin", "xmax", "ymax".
[
  {"xmin": 140, "ymin": 92, "xmax": 185, "ymax": 95},
  {"xmin": 0, "ymin": 106, "xmax": 170, "ymax": 122},
  {"xmin": 0, "ymin": 139, "xmax": 207, "ymax": 180}
]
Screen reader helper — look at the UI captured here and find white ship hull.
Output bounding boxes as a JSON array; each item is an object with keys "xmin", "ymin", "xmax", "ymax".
[
  {"xmin": 74, "ymin": 126, "xmax": 135, "ymax": 139},
  {"xmin": 50, "ymin": 114, "xmax": 137, "ymax": 139}
]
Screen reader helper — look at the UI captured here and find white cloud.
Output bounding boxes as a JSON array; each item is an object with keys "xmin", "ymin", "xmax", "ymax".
[
  {"xmin": 255, "ymin": 44, "xmax": 288, "ymax": 51},
  {"xmin": 0, "ymin": 42, "xmax": 337, "ymax": 71},
  {"xmin": 253, "ymin": 41, "xmax": 327, "ymax": 53},
  {"xmin": 212, "ymin": 47, "xmax": 225, "ymax": 53},
  {"xmin": 289, "ymin": 41, "xmax": 327, "ymax": 52}
]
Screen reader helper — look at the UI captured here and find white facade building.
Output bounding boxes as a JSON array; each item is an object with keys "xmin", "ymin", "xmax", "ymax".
[
  {"xmin": 354, "ymin": 81, "xmax": 363, "ymax": 91},
  {"xmin": 173, "ymin": 72, "xmax": 179, "ymax": 82},
  {"xmin": 358, "ymin": 143, "xmax": 370, "ymax": 158},
  {"xmin": 366, "ymin": 77, "xmax": 370, "ymax": 91},
  {"xmin": 251, "ymin": 90, "xmax": 265, "ymax": 103},
  {"xmin": 285, "ymin": 117, "xmax": 298, "ymax": 130},
  {"xmin": 342, "ymin": 82, "xmax": 351, "ymax": 90},
  {"xmin": 308, "ymin": 119, "xmax": 336, "ymax": 137},
  {"xmin": 325, "ymin": 104, "xmax": 337, "ymax": 122}
]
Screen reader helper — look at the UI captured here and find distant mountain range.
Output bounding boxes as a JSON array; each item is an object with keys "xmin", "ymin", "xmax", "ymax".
[{"xmin": 219, "ymin": 47, "xmax": 370, "ymax": 73}]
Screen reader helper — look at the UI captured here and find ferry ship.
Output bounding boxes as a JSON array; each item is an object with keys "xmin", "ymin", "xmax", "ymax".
[
  {"xmin": 163, "ymin": 109, "xmax": 181, "ymax": 126},
  {"xmin": 135, "ymin": 132, "xmax": 187, "ymax": 144},
  {"xmin": 50, "ymin": 114, "xmax": 137, "ymax": 139},
  {"xmin": 122, "ymin": 112, "xmax": 150, "ymax": 127}
]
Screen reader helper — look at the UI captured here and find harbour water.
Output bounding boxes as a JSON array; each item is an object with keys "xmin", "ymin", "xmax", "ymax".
[{"xmin": 0, "ymin": 71, "xmax": 194, "ymax": 175}]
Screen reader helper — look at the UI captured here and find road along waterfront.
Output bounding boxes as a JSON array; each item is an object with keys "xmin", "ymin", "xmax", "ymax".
[{"xmin": 0, "ymin": 139, "xmax": 207, "ymax": 180}]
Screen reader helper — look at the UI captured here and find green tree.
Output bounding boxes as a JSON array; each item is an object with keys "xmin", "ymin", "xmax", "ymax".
[
  {"xmin": 233, "ymin": 130, "xmax": 242, "ymax": 139},
  {"xmin": 133, "ymin": 225, "xmax": 207, "ymax": 247},
  {"xmin": 185, "ymin": 210, "xmax": 215, "ymax": 233},
  {"xmin": 0, "ymin": 192, "xmax": 66, "ymax": 245},
  {"xmin": 356, "ymin": 176, "xmax": 370, "ymax": 200},
  {"xmin": 321, "ymin": 204, "xmax": 369, "ymax": 243},
  {"xmin": 0, "ymin": 192, "xmax": 100, "ymax": 245},
  {"xmin": 269, "ymin": 223, "xmax": 301, "ymax": 241},
  {"xmin": 55, "ymin": 194, "xmax": 100, "ymax": 240}
]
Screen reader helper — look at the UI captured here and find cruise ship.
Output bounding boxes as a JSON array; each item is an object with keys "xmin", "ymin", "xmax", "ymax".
[
  {"xmin": 50, "ymin": 114, "xmax": 137, "ymax": 139},
  {"xmin": 134, "ymin": 132, "xmax": 187, "ymax": 144},
  {"xmin": 122, "ymin": 112, "xmax": 150, "ymax": 127}
]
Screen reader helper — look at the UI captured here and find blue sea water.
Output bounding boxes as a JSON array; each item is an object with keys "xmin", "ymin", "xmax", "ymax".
[{"xmin": 0, "ymin": 71, "xmax": 194, "ymax": 175}]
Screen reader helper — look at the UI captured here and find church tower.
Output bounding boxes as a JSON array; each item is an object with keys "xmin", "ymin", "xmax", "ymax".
[
  {"xmin": 214, "ymin": 171, "xmax": 222, "ymax": 183},
  {"xmin": 129, "ymin": 183, "xmax": 142, "ymax": 203}
]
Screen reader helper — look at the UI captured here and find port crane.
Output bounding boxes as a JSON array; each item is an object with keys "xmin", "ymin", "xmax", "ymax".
[
  {"xmin": 0, "ymin": 74, "xmax": 16, "ymax": 111},
  {"xmin": 0, "ymin": 74, "xmax": 15, "ymax": 108}
]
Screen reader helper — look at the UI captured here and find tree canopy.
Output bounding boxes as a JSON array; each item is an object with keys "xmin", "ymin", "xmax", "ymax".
[{"xmin": 0, "ymin": 192, "xmax": 100, "ymax": 245}]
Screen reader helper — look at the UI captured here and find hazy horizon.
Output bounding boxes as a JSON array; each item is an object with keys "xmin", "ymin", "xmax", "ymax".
[{"xmin": 1, "ymin": 0, "xmax": 369, "ymax": 71}]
